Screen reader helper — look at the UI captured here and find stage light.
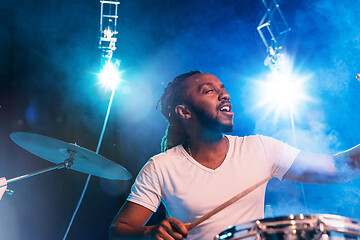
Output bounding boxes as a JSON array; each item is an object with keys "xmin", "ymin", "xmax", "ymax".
[
  {"xmin": 255, "ymin": 59, "xmax": 313, "ymax": 123},
  {"xmin": 98, "ymin": 60, "xmax": 123, "ymax": 90}
]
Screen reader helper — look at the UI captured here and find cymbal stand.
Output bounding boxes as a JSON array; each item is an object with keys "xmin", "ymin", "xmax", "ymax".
[{"xmin": 0, "ymin": 151, "xmax": 75, "ymax": 200}]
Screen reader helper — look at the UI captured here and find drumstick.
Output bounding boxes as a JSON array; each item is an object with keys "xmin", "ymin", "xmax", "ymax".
[{"xmin": 186, "ymin": 173, "xmax": 277, "ymax": 231}]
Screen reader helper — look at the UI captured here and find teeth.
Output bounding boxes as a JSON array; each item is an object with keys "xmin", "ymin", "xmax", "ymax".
[{"xmin": 220, "ymin": 106, "xmax": 230, "ymax": 112}]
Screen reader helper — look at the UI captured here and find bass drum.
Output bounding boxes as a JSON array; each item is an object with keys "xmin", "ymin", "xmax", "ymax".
[{"xmin": 215, "ymin": 214, "xmax": 360, "ymax": 240}]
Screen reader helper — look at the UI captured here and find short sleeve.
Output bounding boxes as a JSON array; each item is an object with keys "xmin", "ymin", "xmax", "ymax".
[
  {"xmin": 258, "ymin": 135, "xmax": 301, "ymax": 180},
  {"xmin": 127, "ymin": 159, "xmax": 162, "ymax": 212}
]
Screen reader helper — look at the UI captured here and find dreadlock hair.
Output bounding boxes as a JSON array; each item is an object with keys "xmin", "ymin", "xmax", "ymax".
[{"xmin": 157, "ymin": 70, "xmax": 201, "ymax": 152}]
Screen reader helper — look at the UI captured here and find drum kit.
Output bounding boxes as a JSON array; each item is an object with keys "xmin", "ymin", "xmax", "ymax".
[
  {"xmin": 215, "ymin": 214, "xmax": 360, "ymax": 240},
  {"xmin": 1, "ymin": 132, "xmax": 360, "ymax": 240},
  {"xmin": 0, "ymin": 132, "xmax": 132, "ymax": 199}
]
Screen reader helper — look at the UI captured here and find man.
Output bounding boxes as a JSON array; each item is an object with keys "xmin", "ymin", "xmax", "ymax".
[{"xmin": 109, "ymin": 71, "xmax": 360, "ymax": 240}]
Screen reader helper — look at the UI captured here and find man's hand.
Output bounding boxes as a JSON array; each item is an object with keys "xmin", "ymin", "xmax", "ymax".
[
  {"xmin": 147, "ymin": 217, "xmax": 189, "ymax": 240},
  {"xmin": 110, "ymin": 202, "xmax": 190, "ymax": 240}
]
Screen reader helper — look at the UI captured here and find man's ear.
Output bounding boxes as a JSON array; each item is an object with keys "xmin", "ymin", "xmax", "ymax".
[{"xmin": 175, "ymin": 105, "xmax": 191, "ymax": 119}]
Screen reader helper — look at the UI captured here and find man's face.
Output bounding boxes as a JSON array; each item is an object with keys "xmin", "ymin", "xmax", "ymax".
[{"xmin": 181, "ymin": 73, "xmax": 234, "ymax": 133}]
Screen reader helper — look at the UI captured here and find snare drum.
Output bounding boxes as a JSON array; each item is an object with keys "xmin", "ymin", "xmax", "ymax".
[{"xmin": 215, "ymin": 214, "xmax": 360, "ymax": 240}]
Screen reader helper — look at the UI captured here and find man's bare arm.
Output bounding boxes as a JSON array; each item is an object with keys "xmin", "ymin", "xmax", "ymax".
[
  {"xmin": 284, "ymin": 144, "xmax": 360, "ymax": 184},
  {"xmin": 109, "ymin": 201, "xmax": 189, "ymax": 240}
]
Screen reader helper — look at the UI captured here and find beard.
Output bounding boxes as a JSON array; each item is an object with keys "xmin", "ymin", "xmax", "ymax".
[{"xmin": 187, "ymin": 102, "xmax": 233, "ymax": 133}]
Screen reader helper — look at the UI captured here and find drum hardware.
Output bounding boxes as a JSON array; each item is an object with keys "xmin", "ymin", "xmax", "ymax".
[
  {"xmin": 318, "ymin": 214, "xmax": 360, "ymax": 238},
  {"xmin": 255, "ymin": 215, "xmax": 320, "ymax": 240},
  {"xmin": 0, "ymin": 132, "xmax": 132, "ymax": 200},
  {"xmin": 0, "ymin": 177, "xmax": 11, "ymax": 200}
]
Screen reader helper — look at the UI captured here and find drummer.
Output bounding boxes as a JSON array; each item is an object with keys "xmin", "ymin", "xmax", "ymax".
[{"xmin": 109, "ymin": 71, "xmax": 360, "ymax": 240}]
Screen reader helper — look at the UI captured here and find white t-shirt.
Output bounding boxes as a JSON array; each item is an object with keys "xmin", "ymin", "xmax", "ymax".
[{"xmin": 127, "ymin": 135, "xmax": 301, "ymax": 240}]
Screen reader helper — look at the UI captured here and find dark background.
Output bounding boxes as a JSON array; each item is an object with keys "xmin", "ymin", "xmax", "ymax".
[{"xmin": 1, "ymin": 0, "xmax": 360, "ymax": 239}]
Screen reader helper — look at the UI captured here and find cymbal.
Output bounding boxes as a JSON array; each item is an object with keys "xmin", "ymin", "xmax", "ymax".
[{"xmin": 10, "ymin": 132, "xmax": 132, "ymax": 180}]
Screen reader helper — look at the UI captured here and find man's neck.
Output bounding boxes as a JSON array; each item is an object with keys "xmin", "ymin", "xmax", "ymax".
[{"xmin": 186, "ymin": 133, "xmax": 229, "ymax": 170}]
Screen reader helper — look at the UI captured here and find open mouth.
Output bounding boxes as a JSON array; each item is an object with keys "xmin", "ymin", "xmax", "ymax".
[
  {"xmin": 220, "ymin": 105, "xmax": 231, "ymax": 112},
  {"xmin": 219, "ymin": 104, "xmax": 234, "ymax": 118}
]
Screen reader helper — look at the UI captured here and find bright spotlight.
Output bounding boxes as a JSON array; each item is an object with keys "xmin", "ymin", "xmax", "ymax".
[
  {"xmin": 98, "ymin": 61, "xmax": 123, "ymax": 90},
  {"xmin": 255, "ymin": 59, "xmax": 313, "ymax": 122}
]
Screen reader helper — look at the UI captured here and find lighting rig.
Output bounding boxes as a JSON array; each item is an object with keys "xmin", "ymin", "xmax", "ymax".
[
  {"xmin": 63, "ymin": 1, "xmax": 122, "ymax": 239},
  {"xmin": 256, "ymin": 0, "xmax": 309, "ymax": 215},
  {"xmin": 257, "ymin": 0, "xmax": 291, "ymax": 70},
  {"xmin": 99, "ymin": 0, "xmax": 120, "ymax": 64}
]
